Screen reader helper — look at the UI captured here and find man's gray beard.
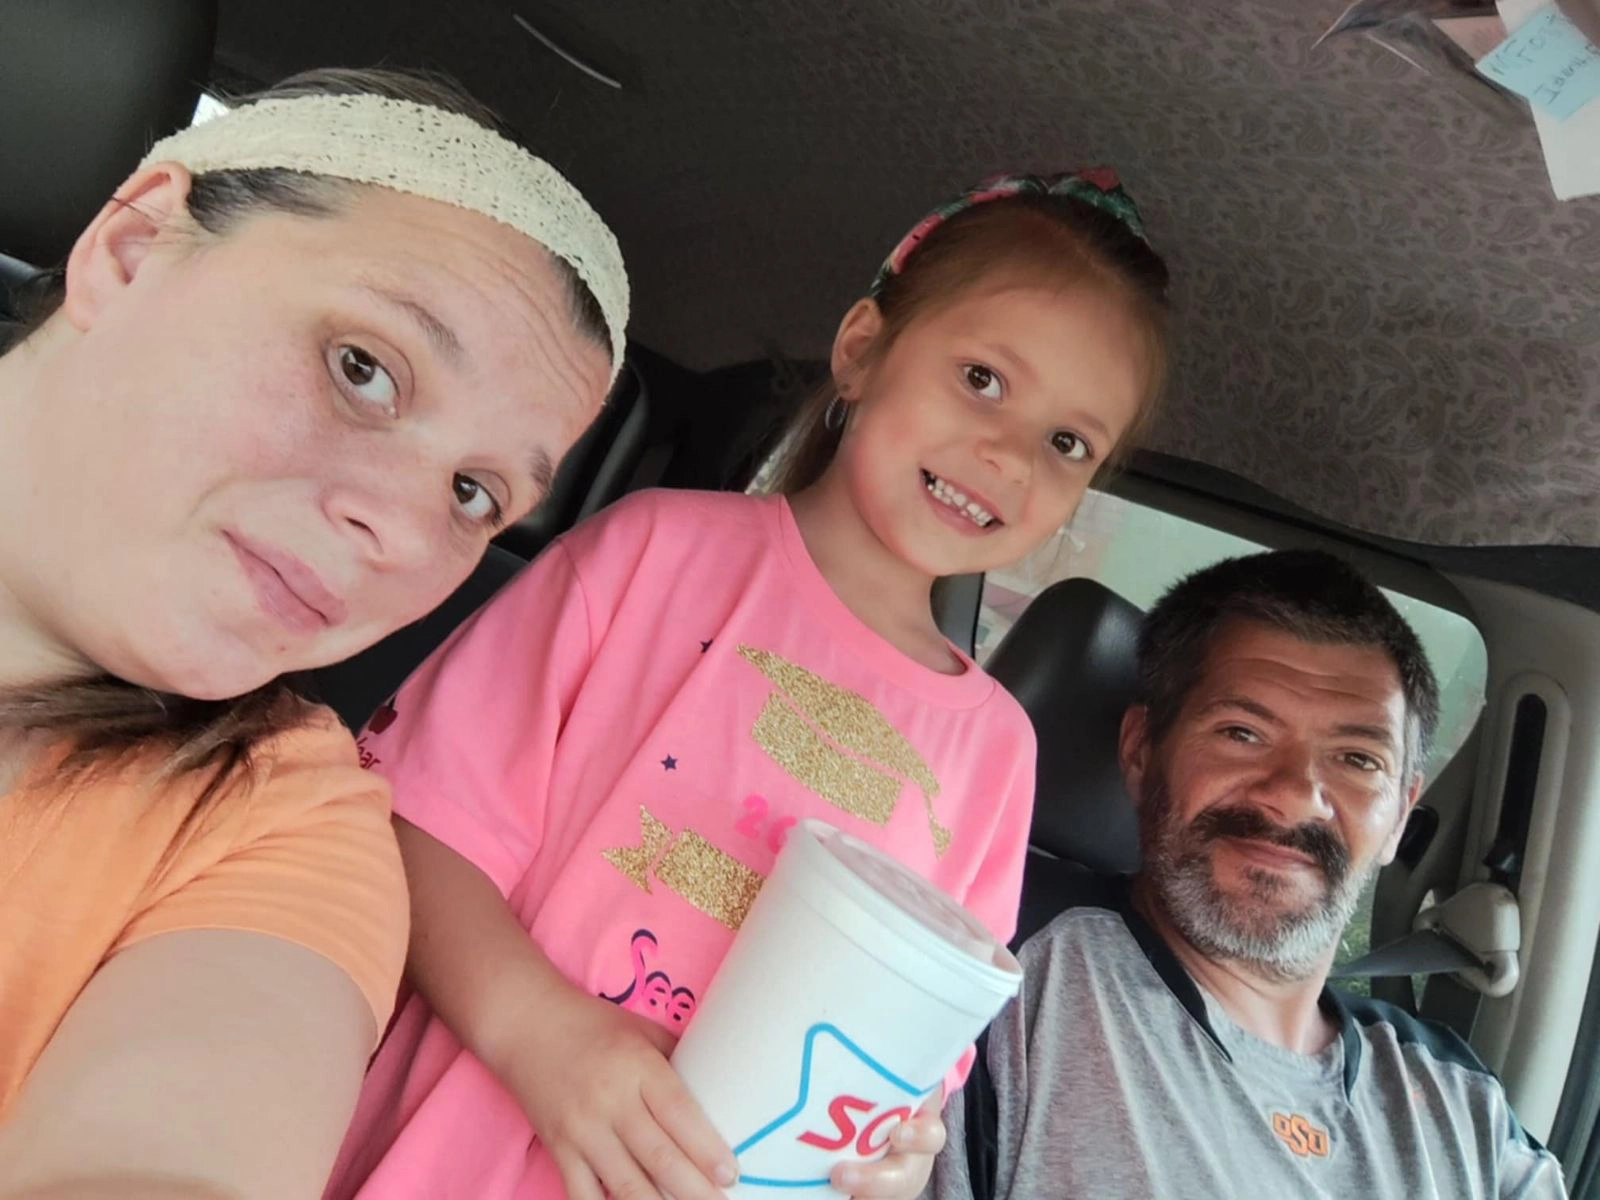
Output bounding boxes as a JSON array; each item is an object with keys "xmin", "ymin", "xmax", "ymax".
[{"xmin": 1140, "ymin": 772, "xmax": 1376, "ymax": 983}]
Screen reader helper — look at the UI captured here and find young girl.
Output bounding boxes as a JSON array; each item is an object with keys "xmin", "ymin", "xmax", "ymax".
[{"xmin": 328, "ymin": 171, "xmax": 1171, "ymax": 1200}]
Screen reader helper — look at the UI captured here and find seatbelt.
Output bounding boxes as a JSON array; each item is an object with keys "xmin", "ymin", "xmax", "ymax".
[
  {"xmin": 965, "ymin": 1028, "xmax": 1000, "ymax": 1200},
  {"xmin": 1331, "ymin": 881, "xmax": 1521, "ymax": 1005},
  {"xmin": 1330, "ymin": 927, "xmax": 1485, "ymax": 979}
]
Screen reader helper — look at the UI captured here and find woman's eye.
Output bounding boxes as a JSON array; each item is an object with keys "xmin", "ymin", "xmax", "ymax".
[
  {"xmin": 452, "ymin": 474, "xmax": 503, "ymax": 527},
  {"xmin": 964, "ymin": 363, "xmax": 1003, "ymax": 401},
  {"xmin": 1051, "ymin": 431, "xmax": 1091, "ymax": 462},
  {"xmin": 336, "ymin": 345, "xmax": 399, "ymax": 418}
]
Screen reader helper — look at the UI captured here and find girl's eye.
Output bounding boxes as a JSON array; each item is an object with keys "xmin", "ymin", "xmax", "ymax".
[
  {"xmin": 1051, "ymin": 431, "xmax": 1091, "ymax": 462},
  {"xmin": 336, "ymin": 344, "xmax": 399, "ymax": 418},
  {"xmin": 964, "ymin": 363, "xmax": 1003, "ymax": 401},
  {"xmin": 452, "ymin": 474, "xmax": 504, "ymax": 527}
]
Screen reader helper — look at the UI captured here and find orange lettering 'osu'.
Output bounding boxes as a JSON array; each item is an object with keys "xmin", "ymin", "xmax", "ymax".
[{"xmin": 1271, "ymin": 1112, "xmax": 1330, "ymax": 1159}]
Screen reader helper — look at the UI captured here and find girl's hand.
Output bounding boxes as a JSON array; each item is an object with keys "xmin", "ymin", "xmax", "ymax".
[
  {"xmin": 828, "ymin": 1100, "xmax": 946, "ymax": 1199},
  {"xmin": 513, "ymin": 988, "xmax": 737, "ymax": 1200}
]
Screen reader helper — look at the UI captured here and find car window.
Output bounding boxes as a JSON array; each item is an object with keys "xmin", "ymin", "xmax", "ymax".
[
  {"xmin": 192, "ymin": 92, "xmax": 228, "ymax": 125},
  {"xmin": 979, "ymin": 489, "xmax": 1489, "ymax": 989}
]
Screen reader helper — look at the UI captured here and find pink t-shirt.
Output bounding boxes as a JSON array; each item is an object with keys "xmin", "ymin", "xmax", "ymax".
[{"xmin": 327, "ymin": 489, "xmax": 1036, "ymax": 1200}]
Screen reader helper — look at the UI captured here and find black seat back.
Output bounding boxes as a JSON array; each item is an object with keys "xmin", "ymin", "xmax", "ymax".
[
  {"xmin": 307, "ymin": 545, "xmax": 524, "ymax": 730},
  {"xmin": 1, "ymin": 1, "xmax": 214, "ymax": 269},
  {"xmin": 498, "ymin": 360, "xmax": 649, "ymax": 559},
  {"xmin": 984, "ymin": 577, "xmax": 1145, "ymax": 945},
  {"xmin": 312, "ymin": 360, "xmax": 651, "ymax": 730},
  {"xmin": 1, "ymin": 0, "xmax": 214, "ymax": 337}
]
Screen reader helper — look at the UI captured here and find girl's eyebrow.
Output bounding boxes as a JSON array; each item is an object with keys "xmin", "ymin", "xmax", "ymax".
[
  {"xmin": 1068, "ymin": 409, "xmax": 1113, "ymax": 443},
  {"xmin": 975, "ymin": 339, "xmax": 1036, "ymax": 386}
]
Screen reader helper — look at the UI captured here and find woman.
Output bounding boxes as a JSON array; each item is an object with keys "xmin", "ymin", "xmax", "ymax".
[{"xmin": 0, "ymin": 68, "xmax": 627, "ymax": 1200}]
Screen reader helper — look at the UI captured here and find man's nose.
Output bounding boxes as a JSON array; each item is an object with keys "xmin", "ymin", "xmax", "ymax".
[{"xmin": 1249, "ymin": 745, "xmax": 1334, "ymax": 826}]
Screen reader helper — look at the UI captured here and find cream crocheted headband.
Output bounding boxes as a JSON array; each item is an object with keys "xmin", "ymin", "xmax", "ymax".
[{"xmin": 140, "ymin": 94, "xmax": 629, "ymax": 378}]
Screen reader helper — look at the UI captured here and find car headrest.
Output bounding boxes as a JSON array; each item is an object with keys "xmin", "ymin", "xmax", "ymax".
[
  {"xmin": 0, "ymin": 0, "xmax": 215, "ymax": 267},
  {"xmin": 499, "ymin": 361, "xmax": 648, "ymax": 559},
  {"xmin": 984, "ymin": 577, "xmax": 1144, "ymax": 874}
]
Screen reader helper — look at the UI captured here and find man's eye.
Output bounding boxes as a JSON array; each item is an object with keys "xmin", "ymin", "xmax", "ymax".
[
  {"xmin": 334, "ymin": 344, "xmax": 399, "ymax": 418},
  {"xmin": 963, "ymin": 363, "xmax": 1003, "ymax": 401},
  {"xmin": 1343, "ymin": 753, "xmax": 1383, "ymax": 772},
  {"xmin": 1222, "ymin": 726, "xmax": 1260, "ymax": 744}
]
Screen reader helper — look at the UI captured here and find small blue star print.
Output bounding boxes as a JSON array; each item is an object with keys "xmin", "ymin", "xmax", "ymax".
[{"xmin": 661, "ymin": 755, "xmax": 678, "ymax": 771}]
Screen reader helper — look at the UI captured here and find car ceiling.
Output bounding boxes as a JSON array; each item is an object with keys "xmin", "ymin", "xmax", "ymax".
[{"xmin": 213, "ymin": 0, "xmax": 1600, "ymax": 550}]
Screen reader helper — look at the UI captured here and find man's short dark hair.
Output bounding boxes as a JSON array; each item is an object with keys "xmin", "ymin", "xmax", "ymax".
[{"xmin": 1136, "ymin": 550, "xmax": 1442, "ymax": 775}]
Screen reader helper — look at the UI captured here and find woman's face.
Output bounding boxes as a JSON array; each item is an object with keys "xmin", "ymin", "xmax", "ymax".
[{"xmin": 6, "ymin": 168, "xmax": 612, "ymax": 699}]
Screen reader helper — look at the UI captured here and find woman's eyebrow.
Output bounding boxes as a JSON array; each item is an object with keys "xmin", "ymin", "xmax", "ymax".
[
  {"xmin": 359, "ymin": 285, "xmax": 466, "ymax": 367},
  {"xmin": 529, "ymin": 447, "xmax": 555, "ymax": 496}
]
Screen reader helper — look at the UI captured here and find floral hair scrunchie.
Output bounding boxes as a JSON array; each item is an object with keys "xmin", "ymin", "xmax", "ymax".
[{"xmin": 869, "ymin": 167, "xmax": 1152, "ymax": 297}]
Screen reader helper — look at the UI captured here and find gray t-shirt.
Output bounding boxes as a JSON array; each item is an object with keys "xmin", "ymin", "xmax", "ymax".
[{"xmin": 929, "ymin": 876, "xmax": 1565, "ymax": 1200}]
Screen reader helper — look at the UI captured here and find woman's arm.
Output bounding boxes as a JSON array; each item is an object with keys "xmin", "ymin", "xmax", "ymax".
[{"xmin": 0, "ymin": 929, "xmax": 373, "ymax": 1200}]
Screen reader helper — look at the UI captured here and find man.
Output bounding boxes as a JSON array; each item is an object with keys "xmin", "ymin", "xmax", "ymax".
[{"xmin": 929, "ymin": 550, "xmax": 1565, "ymax": 1199}]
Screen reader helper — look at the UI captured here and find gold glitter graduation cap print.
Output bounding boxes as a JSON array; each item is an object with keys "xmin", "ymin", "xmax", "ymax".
[{"xmin": 738, "ymin": 645, "xmax": 950, "ymax": 856}]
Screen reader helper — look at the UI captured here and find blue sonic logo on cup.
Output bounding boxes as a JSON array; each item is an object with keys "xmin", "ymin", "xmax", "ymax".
[{"xmin": 730, "ymin": 1022, "xmax": 940, "ymax": 1190}]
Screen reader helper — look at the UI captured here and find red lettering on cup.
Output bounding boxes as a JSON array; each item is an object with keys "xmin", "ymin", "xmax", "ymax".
[
  {"xmin": 857, "ymin": 1106, "xmax": 913, "ymax": 1156},
  {"xmin": 798, "ymin": 1095, "xmax": 875, "ymax": 1151}
]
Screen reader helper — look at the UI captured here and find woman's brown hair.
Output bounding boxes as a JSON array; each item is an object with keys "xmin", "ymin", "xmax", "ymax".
[
  {"xmin": 767, "ymin": 187, "xmax": 1172, "ymax": 496},
  {"xmin": 0, "ymin": 67, "xmax": 607, "ymax": 805}
]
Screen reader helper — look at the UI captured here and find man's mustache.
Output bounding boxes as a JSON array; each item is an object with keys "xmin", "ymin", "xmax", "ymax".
[{"xmin": 1188, "ymin": 804, "xmax": 1350, "ymax": 886}]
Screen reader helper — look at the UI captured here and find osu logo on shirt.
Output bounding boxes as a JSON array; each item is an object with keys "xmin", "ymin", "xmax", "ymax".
[{"xmin": 1271, "ymin": 1111, "xmax": 1330, "ymax": 1159}]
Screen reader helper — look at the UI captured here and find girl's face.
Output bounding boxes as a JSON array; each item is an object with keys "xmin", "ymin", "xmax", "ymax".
[
  {"xmin": 828, "ymin": 280, "xmax": 1150, "ymax": 580},
  {"xmin": 0, "ymin": 168, "xmax": 612, "ymax": 699}
]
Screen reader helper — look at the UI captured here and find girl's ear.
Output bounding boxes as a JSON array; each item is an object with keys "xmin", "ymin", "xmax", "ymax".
[
  {"xmin": 830, "ymin": 297, "xmax": 884, "ymax": 398},
  {"xmin": 61, "ymin": 163, "xmax": 194, "ymax": 332}
]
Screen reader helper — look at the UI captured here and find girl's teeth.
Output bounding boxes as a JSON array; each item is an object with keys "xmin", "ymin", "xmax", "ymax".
[{"xmin": 924, "ymin": 472, "xmax": 994, "ymax": 528}]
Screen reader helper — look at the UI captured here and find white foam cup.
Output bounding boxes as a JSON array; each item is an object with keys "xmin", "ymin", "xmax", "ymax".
[{"xmin": 670, "ymin": 819, "xmax": 1022, "ymax": 1197}]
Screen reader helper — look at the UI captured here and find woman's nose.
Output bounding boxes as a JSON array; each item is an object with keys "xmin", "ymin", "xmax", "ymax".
[{"xmin": 322, "ymin": 471, "xmax": 439, "ymax": 573}]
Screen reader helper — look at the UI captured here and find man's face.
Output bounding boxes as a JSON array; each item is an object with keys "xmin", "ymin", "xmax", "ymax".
[{"xmin": 1124, "ymin": 620, "xmax": 1421, "ymax": 981}]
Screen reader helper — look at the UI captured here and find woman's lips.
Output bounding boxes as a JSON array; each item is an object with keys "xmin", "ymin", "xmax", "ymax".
[{"xmin": 226, "ymin": 533, "xmax": 347, "ymax": 634}]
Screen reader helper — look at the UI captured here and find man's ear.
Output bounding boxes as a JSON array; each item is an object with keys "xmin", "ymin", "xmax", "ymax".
[
  {"xmin": 1120, "ymin": 705, "xmax": 1152, "ymax": 807},
  {"xmin": 1378, "ymin": 771, "xmax": 1425, "ymax": 866},
  {"xmin": 61, "ymin": 163, "xmax": 194, "ymax": 332},
  {"xmin": 829, "ymin": 297, "xmax": 884, "ymax": 401}
]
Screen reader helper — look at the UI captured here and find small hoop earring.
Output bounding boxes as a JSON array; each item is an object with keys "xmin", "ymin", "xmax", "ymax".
[{"xmin": 824, "ymin": 394, "xmax": 848, "ymax": 433}]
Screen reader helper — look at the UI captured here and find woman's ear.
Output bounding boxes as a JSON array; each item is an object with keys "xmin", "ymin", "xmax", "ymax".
[
  {"xmin": 829, "ymin": 297, "xmax": 884, "ymax": 399},
  {"xmin": 61, "ymin": 163, "xmax": 195, "ymax": 332}
]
